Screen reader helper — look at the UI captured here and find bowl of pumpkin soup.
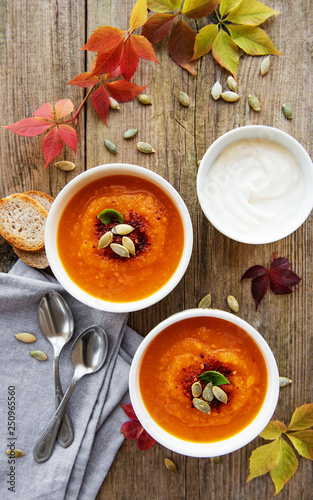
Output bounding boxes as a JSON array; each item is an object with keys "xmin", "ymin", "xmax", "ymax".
[
  {"xmin": 129, "ymin": 309, "xmax": 279, "ymax": 457},
  {"xmin": 45, "ymin": 164, "xmax": 193, "ymax": 312}
]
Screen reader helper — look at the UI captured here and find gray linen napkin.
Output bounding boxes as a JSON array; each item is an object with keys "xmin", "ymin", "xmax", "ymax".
[{"xmin": 0, "ymin": 260, "xmax": 143, "ymax": 500}]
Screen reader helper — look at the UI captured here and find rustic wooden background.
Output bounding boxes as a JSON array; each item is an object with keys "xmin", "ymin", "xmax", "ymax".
[{"xmin": 0, "ymin": 0, "xmax": 312, "ymax": 498}]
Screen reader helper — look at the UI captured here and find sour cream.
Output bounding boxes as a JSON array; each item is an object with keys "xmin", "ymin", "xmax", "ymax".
[{"xmin": 204, "ymin": 139, "xmax": 304, "ymax": 239}]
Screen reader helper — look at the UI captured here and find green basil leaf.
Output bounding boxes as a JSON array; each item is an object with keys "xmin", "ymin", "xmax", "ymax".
[
  {"xmin": 97, "ymin": 209, "xmax": 125, "ymax": 225},
  {"xmin": 198, "ymin": 370, "xmax": 230, "ymax": 385}
]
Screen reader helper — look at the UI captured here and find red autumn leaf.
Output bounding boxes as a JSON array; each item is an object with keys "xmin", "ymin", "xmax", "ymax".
[
  {"xmin": 104, "ymin": 66, "xmax": 122, "ymax": 79},
  {"xmin": 105, "ymin": 80, "xmax": 147, "ymax": 102},
  {"xmin": 121, "ymin": 420, "xmax": 143, "ymax": 440},
  {"xmin": 91, "ymin": 40, "xmax": 124, "ymax": 76},
  {"xmin": 58, "ymin": 124, "xmax": 77, "ymax": 154},
  {"xmin": 137, "ymin": 429, "xmax": 156, "ymax": 450},
  {"xmin": 42, "ymin": 127, "xmax": 64, "ymax": 169},
  {"xmin": 55, "ymin": 99, "xmax": 74, "ymax": 120},
  {"xmin": 141, "ymin": 13, "xmax": 177, "ymax": 44},
  {"xmin": 81, "ymin": 26, "xmax": 125, "ymax": 52},
  {"xmin": 121, "ymin": 403, "xmax": 139, "ymax": 421},
  {"xmin": 33, "ymin": 102, "xmax": 54, "ymax": 121},
  {"xmin": 67, "ymin": 72, "xmax": 99, "ymax": 88},
  {"xmin": 3, "ymin": 117, "xmax": 52, "ymax": 137},
  {"xmin": 131, "ymin": 34, "xmax": 159, "ymax": 62},
  {"xmin": 182, "ymin": 0, "xmax": 220, "ymax": 19},
  {"xmin": 120, "ymin": 36, "xmax": 140, "ymax": 81},
  {"xmin": 168, "ymin": 18, "xmax": 197, "ymax": 77},
  {"xmin": 91, "ymin": 84, "xmax": 110, "ymax": 125},
  {"xmin": 241, "ymin": 255, "xmax": 301, "ymax": 310}
]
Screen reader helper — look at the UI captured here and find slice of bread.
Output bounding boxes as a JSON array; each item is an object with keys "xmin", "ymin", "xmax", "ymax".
[
  {"xmin": 13, "ymin": 247, "xmax": 49, "ymax": 269},
  {"xmin": 24, "ymin": 191, "xmax": 54, "ymax": 211},
  {"xmin": 0, "ymin": 194, "xmax": 48, "ymax": 252}
]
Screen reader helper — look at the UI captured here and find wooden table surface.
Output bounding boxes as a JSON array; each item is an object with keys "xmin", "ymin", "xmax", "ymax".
[{"xmin": 1, "ymin": 1, "xmax": 312, "ymax": 498}]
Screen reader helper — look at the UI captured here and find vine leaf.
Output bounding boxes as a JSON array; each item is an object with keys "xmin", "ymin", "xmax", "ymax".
[
  {"xmin": 121, "ymin": 403, "xmax": 155, "ymax": 451},
  {"xmin": 67, "ymin": 72, "xmax": 100, "ymax": 88},
  {"xmin": 226, "ymin": 0, "xmax": 279, "ymax": 26},
  {"xmin": 191, "ymin": 24, "xmax": 218, "ymax": 60},
  {"xmin": 247, "ymin": 439, "xmax": 282, "ymax": 481},
  {"xmin": 3, "ymin": 117, "xmax": 52, "ymax": 137},
  {"xmin": 105, "ymin": 80, "xmax": 147, "ymax": 102},
  {"xmin": 42, "ymin": 127, "xmax": 64, "ymax": 169},
  {"xmin": 286, "ymin": 431, "xmax": 313, "ymax": 460},
  {"xmin": 147, "ymin": 0, "xmax": 181, "ymax": 13},
  {"xmin": 91, "ymin": 85, "xmax": 111, "ymax": 125},
  {"xmin": 219, "ymin": 0, "xmax": 241, "ymax": 18},
  {"xmin": 182, "ymin": 0, "xmax": 220, "ymax": 19},
  {"xmin": 288, "ymin": 403, "xmax": 313, "ymax": 431},
  {"xmin": 259, "ymin": 420, "xmax": 287, "ymax": 441},
  {"xmin": 81, "ymin": 26, "xmax": 125, "ymax": 52},
  {"xmin": 141, "ymin": 13, "xmax": 177, "ymax": 44},
  {"xmin": 129, "ymin": 0, "xmax": 148, "ymax": 30},
  {"xmin": 269, "ymin": 440, "xmax": 298, "ymax": 495},
  {"xmin": 54, "ymin": 99, "xmax": 74, "ymax": 120},
  {"xmin": 211, "ymin": 29, "xmax": 239, "ymax": 77},
  {"xmin": 58, "ymin": 124, "xmax": 77, "ymax": 154},
  {"xmin": 168, "ymin": 18, "xmax": 197, "ymax": 76},
  {"xmin": 227, "ymin": 25, "xmax": 282, "ymax": 56},
  {"xmin": 33, "ymin": 102, "xmax": 54, "ymax": 121}
]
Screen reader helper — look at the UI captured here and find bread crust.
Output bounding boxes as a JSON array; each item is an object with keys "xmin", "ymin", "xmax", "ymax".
[
  {"xmin": 24, "ymin": 191, "xmax": 54, "ymax": 211},
  {"xmin": 13, "ymin": 247, "xmax": 49, "ymax": 269}
]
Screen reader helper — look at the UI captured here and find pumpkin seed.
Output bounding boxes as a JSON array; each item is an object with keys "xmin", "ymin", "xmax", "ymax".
[
  {"xmin": 227, "ymin": 295, "xmax": 239, "ymax": 313},
  {"xmin": 248, "ymin": 95, "xmax": 261, "ymax": 112},
  {"xmin": 221, "ymin": 91, "xmax": 239, "ymax": 102},
  {"xmin": 137, "ymin": 94, "xmax": 152, "ymax": 105},
  {"xmin": 110, "ymin": 243, "xmax": 130, "ymax": 258},
  {"xmin": 260, "ymin": 55, "xmax": 271, "ymax": 76},
  {"xmin": 30, "ymin": 350, "xmax": 47, "ymax": 361},
  {"xmin": 112, "ymin": 224, "xmax": 134, "ymax": 235},
  {"xmin": 98, "ymin": 231, "xmax": 113, "ymax": 249},
  {"xmin": 202, "ymin": 382, "xmax": 214, "ymax": 402},
  {"xmin": 211, "ymin": 81, "xmax": 222, "ymax": 100},
  {"xmin": 104, "ymin": 139, "xmax": 118, "ymax": 154},
  {"xmin": 279, "ymin": 376, "xmax": 292, "ymax": 387},
  {"xmin": 212, "ymin": 386, "xmax": 228, "ymax": 404},
  {"xmin": 6, "ymin": 449, "xmax": 24, "ymax": 457},
  {"xmin": 137, "ymin": 142, "xmax": 156, "ymax": 154},
  {"xmin": 14, "ymin": 333, "xmax": 36, "ymax": 343},
  {"xmin": 122, "ymin": 236, "xmax": 136, "ymax": 255},
  {"xmin": 123, "ymin": 128, "xmax": 138, "ymax": 139},
  {"xmin": 210, "ymin": 456, "xmax": 221, "ymax": 464},
  {"xmin": 193, "ymin": 398, "xmax": 211, "ymax": 414},
  {"xmin": 282, "ymin": 104, "xmax": 293, "ymax": 119},
  {"xmin": 179, "ymin": 91, "xmax": 190, "ymax": 107},
  {"xmin": 191, "ymin": 381, "xmax": 202, "ymax": 398},
  {"xmin": 109, "ymin": 97, "xmax": 120, "ymax": 110},
  {"xmin": 165, "ymin": 458, "xmax": 177, "ymax": 472},
  {"xmin": 227, "ymin": 76, "xmax": 238, "ymax": 92},
  {"xmin": 198, "ymin": 293, "xmax": 212, "ymax": 309},
  {"xmin": 55, "ymin": 161, "xmax": 76, "ymax": 171},
  {"xmin": 197, "ymin": 160, "xmax": 201, "ymax": 167}
]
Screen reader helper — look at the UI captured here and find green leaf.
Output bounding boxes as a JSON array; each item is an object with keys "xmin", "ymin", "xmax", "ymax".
[
  {"xmin": 270, "ymin": 439, "xmax": 298, "ymax": 495},
  {"xmin": 226, "ymin": 0, "xmax": 279, "ymax": 26},
  {"xmin": 212, "ymin": 28, "xmax": 239, "ymax": 76},
  {"xmin": 286, "ymin": 430, "xmax": 313, "ymax": 460},
  {"xmin": 247, "ymin": 439, "xmax": 282, "ymax": 482},
  {"xmin": 260, "ymin": 420, "xmax": 287, "ymax": 441},
  {"xmin": 182, "ymin": 0, "xmax": 220, "ymax": 19},
  {"xmin": 219, "ymin": 0, "xmax": 241, "ymax": 18},
  {"xmin": 147, "ymin": 0, "xmax": 181, "ymax": 13},
  {"xmin": 227, "ymin": 25, "xmax": 281, "ymax": 55},
  {"xmin": 192, "ymin": 24, "xmax": 218, "ymax": 60},
  {"xmin": 97, "ymin": 209, "xmax": 125, "ymax": 225},
  {"xmin": 198, "ymin": 370, "xmax": 230, "ymax": 385},
  {"xmin": 288, "ymin": 403, "xmax": 313, "ymax": 431}
]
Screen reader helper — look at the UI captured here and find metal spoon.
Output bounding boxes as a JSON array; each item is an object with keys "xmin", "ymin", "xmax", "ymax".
[
  {"xmin": 38, "ymin": 290, "xmax": 74, "ymax": 448},
  {"xmin": 33, "ymin": 325, "xmax": 108, "ymax": 463}
]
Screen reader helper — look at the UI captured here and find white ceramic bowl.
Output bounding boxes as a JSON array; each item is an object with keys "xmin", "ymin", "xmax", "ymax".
[
  {"xmin": 45, "ymin": 164, "xmax": 193, "ymax": 313},
  {"xmin": 197, "ymin": 126, "xmax": 313, "ymax": 244},
  {"xmin": 129, "ymin": 308, "xmax": 279, "ymax": 458}
]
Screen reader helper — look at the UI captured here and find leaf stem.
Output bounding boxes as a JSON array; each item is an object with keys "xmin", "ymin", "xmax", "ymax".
[{"xmin": 58, "ymin": 84, "xmax": 97, "ymax": 125}]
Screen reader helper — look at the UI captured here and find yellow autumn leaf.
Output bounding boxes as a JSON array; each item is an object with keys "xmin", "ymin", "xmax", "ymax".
[
  {"xmin": 288, "ymin": 403, "xmax": 313, "ymax": 431},
  {"xmin": 270, "ymin": 439, "xmax": 298, "ymax": 495},
  {"xmin": 192, "ymin": 24, "xmax": 218, "ymax": 60},
  {"xmin": 212, "ymin": 29, "xmax": 239, "ymax": 76},
  {"xmin": 147, "ymin": 0, "xmax": 181, "ymax": 13},
  {"xmin": 130, "ymin": 0, "xmax": 148, "ymax": 30},
  {"xmin": 247, "ymin": 439, "xmax": 282, "ymax": 482},
  {"xmin": 259, "ymin": 420, "xmax": 288, "ymax": 441},
  {"xmin": 183, "ymin": 0, "xmax": 220, "ymax": 19},
  {"xmin": 219, "ymin": 0, "xmax": 241, "ymax": 18},
  {"xmin": 287, "ymin": 430, "xmax": 313, "ymax": 460},
  {"xmin": 227, "ymin": 25, "xmax": 281, "ymax": 55},
  {"xmin": 226, "ymin": 0, "xmax": 279, "ymax": 26}
]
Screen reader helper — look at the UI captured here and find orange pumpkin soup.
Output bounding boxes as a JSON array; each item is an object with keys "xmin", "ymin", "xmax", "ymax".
[
  {"xmin": 139, "ymin": 317, "xmax": 268, "ymax": 442},
  {"xmin": 57, "ymin": 175, "xmax": 184, "ymax": 302}
]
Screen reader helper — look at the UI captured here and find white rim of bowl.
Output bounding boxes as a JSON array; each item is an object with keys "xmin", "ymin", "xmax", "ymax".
[
  {"xmin": 129, "ymin": 308, "xmax": 279, "ymax": 457},
  {"xmin": 197, "ymin": 125, "xmax": 313, "ymax": 244},
  {"xmin": 45, "ymin": 164, "xmax": 193, "ymax": 313}
]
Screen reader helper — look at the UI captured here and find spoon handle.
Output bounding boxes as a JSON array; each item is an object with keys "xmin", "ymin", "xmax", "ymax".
[
  {"xmin": 33, "ymin": 379, "xmax": 77, "ymax": 463},
  {"xmin": 54, "ymin": 355, "xmax": 74, "ymax": 448}
]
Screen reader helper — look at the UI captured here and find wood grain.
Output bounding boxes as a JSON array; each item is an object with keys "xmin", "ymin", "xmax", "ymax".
[{"xmin": 0, "ymin": 0, "xmax": 312, "ymax": 498}]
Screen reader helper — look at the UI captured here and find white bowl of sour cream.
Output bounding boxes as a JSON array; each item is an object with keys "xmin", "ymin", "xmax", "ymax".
[{"xmin": 197, "ymin": 126, "xmax": 313, "ymax": 244}]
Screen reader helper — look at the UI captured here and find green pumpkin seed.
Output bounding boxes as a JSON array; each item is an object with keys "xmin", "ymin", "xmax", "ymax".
[
  {"xmin": 6, "ymin": 449, "xmax": 24, "ymax": 458},
  {"xmin": 137, "ymin": 94, "xmax": 152, "ymax": 105},
  {"xmin": 227, "ymin": 76, "xmax": 238, "ymax": 92},
  {"xmin": 202, "ymin": 382, "xmax": 214, "ymax": 402},
  {"xmin": 227, "ymin": 295, "xmax": 239, "ymax": 313},
  {"xmin": 123, "ymin": 128, "xmax": 138, "ymax": 139},
  {"xmin": 211, "ymin": 81, "xmax": 222, "ymax": 100},
  {"xmin": 212, "ymin": 386, "xmax": 228, "ymax": 404},
  {"xmin": 193, "ymin": 398, "xmax": 211, "ymax": 414},
  {"xmin": 30, "ymin": 350, "xmax": 47, "ymax": 361},
  {"xmin": 198, "ymin": 293, "xmax": 212, "ymax": 309},
  {"xmin": 179, "ymin": 91, "xmax": 190, "ymax": 107},
  {"xmin": 109, "ymin": 97, "xmax": 120, "ymax": 110},
  {"xmin": 248, "ymin": 95, "xmax": 261, "ymax": 112},
  {"xmin": 282, "ymin": 104, "xmax": 293, "ymax": 119},
  {"xmin": 110, "ymin": 243, "xmax": 130, "ymax": 258},
  {"xmin": 55, "ymin": 161, "xmax": 76, "ymax": 171},
  {"xmin": 260, "ymin": 55, "xmax": 270, "ymax": 76},
  {"xmin": 98, "ymin": 231, "xmax": 113, "ymax": 249},
  {"xmin": 122, "ymin": 236, "xmax": 136, "ymax": 255},
  {"xmin": 221, "ymin": 91, "xmax": 239, "ymax": 102},
  {"xmin": 279, "ymin": 376, "xmax": 292, "ymax": 387},
  {"xmin": 14, "ymin": 333, "xmax": 36, "ymax": 343},
  {"xmin": 165, "ymin": 458, "xmax": 177, "ymax": 472},
  {"xmin": 104, "ymin": 139, "xmax": 118, "ymax": 154},
  {"xmin": 137, "ymin": 142, "xmax": 156, "ymax": 154},
  {"xmin": 112, "ymin": 224, "xmax": 134, "ymax": 235},
  {"xmin": 191, "ymin": 381, "xmax": 202, "ymax": 398}
]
